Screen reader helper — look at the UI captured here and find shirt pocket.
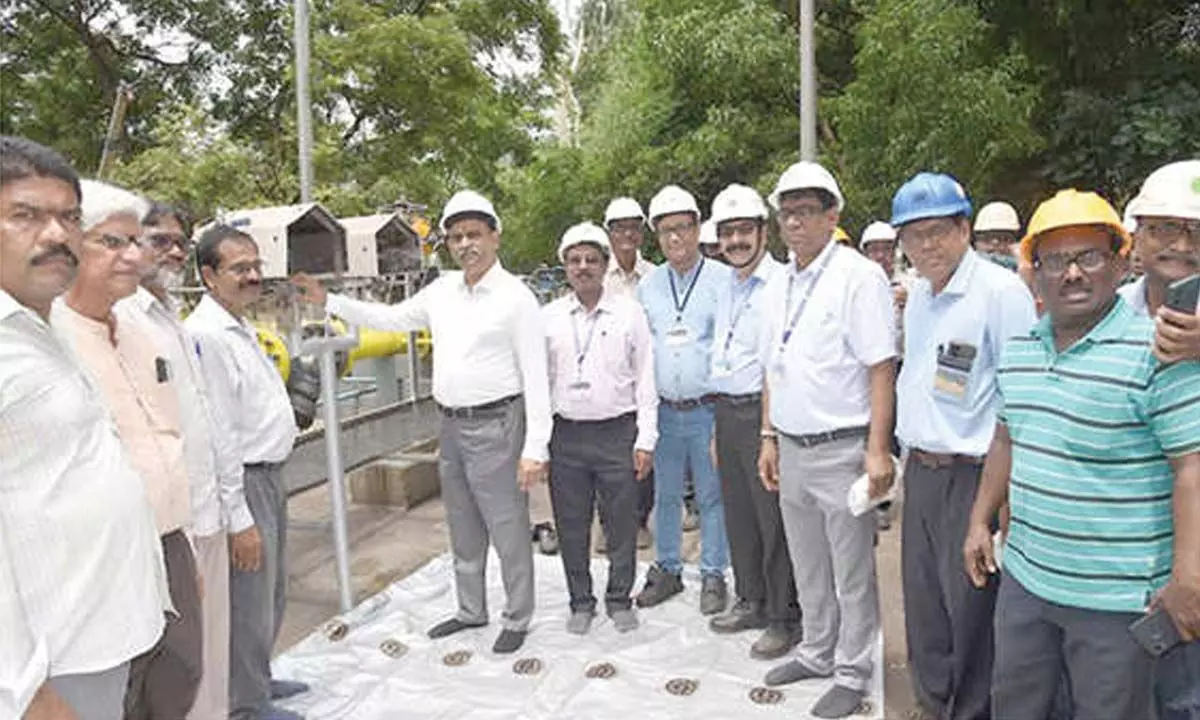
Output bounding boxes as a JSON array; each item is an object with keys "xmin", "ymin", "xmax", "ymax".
[{"xmin": 932, "ymin": 326, "xmax": 987, "ymax": 407}]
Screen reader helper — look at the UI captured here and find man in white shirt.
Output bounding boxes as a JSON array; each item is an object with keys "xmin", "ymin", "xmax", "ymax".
[
  {"xmin": 0, "ymin": 135, "xmax": 168, "ymax": 720},
  {"xmin": 291, "ymin": 190, "xmax": 552, "ymax": 655},
  {"xmin": 185, "ymin": 225, "xmax": 303, "ymax": 720},
  {"xmin": 756, "ymin": 161, "xmax": 897, "ymax": 719},
  {"xmin": 543, "ymin": 222, "xmax": 657, "ymax": 636}
]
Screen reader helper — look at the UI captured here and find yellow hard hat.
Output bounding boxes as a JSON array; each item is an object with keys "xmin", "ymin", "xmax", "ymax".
[
  {"xmin": 833, "ymin": 226, "xmax": 851, "ymax": 244},
  {"xmin": 1019, "ymin": 189, "xmax": 1131, "ymax": 264}
]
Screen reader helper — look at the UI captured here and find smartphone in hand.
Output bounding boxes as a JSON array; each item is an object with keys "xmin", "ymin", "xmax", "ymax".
[
  {"xmin": 1165, "ymin": 273, "xmax": 1200, "ymax": 314},
  {"xmin": 1129, "ymin": 607, "xmax": 1184, "ymax": 657}
]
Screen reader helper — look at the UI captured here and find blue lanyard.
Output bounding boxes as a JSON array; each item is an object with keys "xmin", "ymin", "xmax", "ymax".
[
  {"xmin": 779, "ymin": 245, "xmax": 837, "ymax": 352},
  {"xmin": 571, "ymin": 309, "xmax": 601, "ymax": 377},
  {"xmin": 721, "ymin": 276, "xmax": 757, "ymax": 360},
  {"xmin": 668, "ymin": 258, "xmax": 705, "ymax": 322}
]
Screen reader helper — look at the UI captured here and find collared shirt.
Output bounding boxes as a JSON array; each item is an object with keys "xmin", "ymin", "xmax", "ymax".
[
  {"xmin": 1119, "ymin": 275, "xmax": 1200, "ymax": 317},
  {"xmin": 759, "ymin": 241, "xmax": 897, "ymax": 435},
  {"xmin": 325, "ymin": 261, "xmax": 553, "ymax": 461},
  {"xmin": 998, "ymin": 297, "xmax": 1200, "ymax": 613},
  {"xmin": 604, "ymin": 253, "xmax": 657, "ymax": 300},
  {"xmin": 0, "ymin": 290, "xmax": 167, "ymax": 677},
  {"xmin": 185, "ymin": 295, "xmax": 298, "ymax": 465},
  {"xmin": 121, "ymin": 288, "xmax": 254, "ymax": 536},
  {"xmin": 711, "ymin": 254, "xmax": 782, "ymax": 395},
  {"xmin": 897, "ymin": 249, "xmax": 1037, "ymax": 455},
  {"xmin": 52, "ymin": 300, "xmax": 191, "ymax": 536},
  {"xmin": 638, "ymin": 256, "xmax": 731, "ymax": 401},
  {"xmin": 0, "ymin": 525, "xmax": 47, "ymax": 718},
  {"xmin": 543, "ymin": 290, "xmax": 658, "ymax": 451}
]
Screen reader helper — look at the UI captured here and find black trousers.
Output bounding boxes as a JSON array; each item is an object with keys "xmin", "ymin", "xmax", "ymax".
[
  {"xmin": 549, "ymin": 413, "xmax": 640, "ymax": 614},
  {"xmin": 901, "ymin": 455, "xmax": 997, "ymax": 720},
  {"xmin": 714, "ymin": 397, "xmax": 800, "ymax": 625}
]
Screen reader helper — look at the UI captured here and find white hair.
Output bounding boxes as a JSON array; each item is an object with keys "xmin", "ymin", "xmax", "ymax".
[{"xmin": 79, "ymin": 178, "xmax": 150, "ymax": 231}]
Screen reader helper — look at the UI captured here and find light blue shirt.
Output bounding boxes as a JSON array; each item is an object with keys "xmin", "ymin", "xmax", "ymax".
[
  {"xmin": 638, "ymin": 256, "xmax": 731, "ymax": 401},
  {"xmin": 897, "ymin": 248, "xmax": 1037, "ymax": 455},
  {"xmin": 711, "ymin": 255, "xmax": 781, "ymax": 395}
]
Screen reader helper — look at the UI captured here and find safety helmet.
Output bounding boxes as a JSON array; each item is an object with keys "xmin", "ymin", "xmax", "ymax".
[
  {"xmin": 769, "ymin": 161, "xmax": 845, "ymax": 212},
  {"xmin": 710, "ymin": 184, "xmax": 768, "ymax": 226},
  {"xmin": 603, "ymin": 197, "xmax": 646, "ymax": 228},
  {"xmin": 557, "ymin": 222, "xmax": 612, "ymax": 263},
  {"xmin": 699, "ymin": 219, "xmax": 719, "ymax": 246},
  {"xmin": 890, "ymin": 172, "xmax": 972, "ymax": 228},
  {"xmin": 1019, "ymin": 189, "xmax": 1131, "ymax": 264},
  {"xmin": 1127, "ymin": 160, "xmax": 1200, "ymax": 222},
  {"xmin": 648, "ymin": 185, "xmax": 701, "ymax": 227},
  {"xmin": 834, "ymin": 226, "xmax": 851, "ymax": 244},
  {"xmin": 439, "ymin": 190, "xmax": 502, "ymax": 233},
  {"xmin": 973, "ymin": 201, "xmax": 1021, "ymax": 233},
  {"xmin": 859, "ymin": 221, "xmax": 897, "ymax": 248}
]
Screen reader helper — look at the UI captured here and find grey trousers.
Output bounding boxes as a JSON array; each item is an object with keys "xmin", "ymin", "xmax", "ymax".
[
  {"xmin": 125, "ymin": 529, "xmax": 204, "ymax": 720},
  {"xmin": 549, "ymin": 413, "xmax": 639, "ymax": 614},
  {"xmin": 715, "ymin": 397, "xmax": 799, "ymax": 625},
  {"xmin": 51, "ymin": 663, "xmax": 130, "ymax": 720},
  {"xmin": 230, "ymin": 463, "xmax": 288, "ymax": 720},
  {"xmin": 438, "ymin": 398, "xmax": 534, "ymax": 632},
  {"xmin": 993, "ymin": 573, "xmax": 1154, "ymax": 720},
  {"xmin": 902, "ymin": 456, "xmax": 996, "ymax": 720},
  {"xmin": 778, "ymin": 433, "xmax": 879, "ymax": 692}
]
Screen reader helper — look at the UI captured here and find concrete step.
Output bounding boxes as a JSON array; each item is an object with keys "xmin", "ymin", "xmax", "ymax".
[{"xmin": 347, "ymin": 438, "xmax": 440, "ymax": 509}]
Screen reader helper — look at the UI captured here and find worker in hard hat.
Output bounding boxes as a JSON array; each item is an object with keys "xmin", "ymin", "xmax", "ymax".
[
  {"xmin": 602, "ymin": 197, "xmax": 657, "ymax": 550},
  {"xmin": 964, "ymin": 189, "xmax": 1200, "ymax": 720},
  {"xmin": 756, "ymin": 161, "xmax": 896, "ymax": 719},
  {"xmin": 634, "ymin": 184, "xmax": 731, "ymax": 617},
  {"xmin": 972, "ymin": 201, "xmax": 1022, "ymax": 271},
  {"xmin": 291, "ymin": 189, "xmax": 553, "ymax": 655},
  {"xmin": 704, "ymin": 183, "xmax": 801, "ymax": 660},
  {"xmin": 833, "ymin": 225, "xmax": 852, "ymax": 245},
  {"xmin": 541, "ymin": 222, "xmax": 657, "ymax": 636},
  {"xmin": 699, "ymin": 218, "xmax": 724, "ymax": 261},
  {"xmin": 890, "ymin": 172, "xmax": 1036, "ymax": 720}
]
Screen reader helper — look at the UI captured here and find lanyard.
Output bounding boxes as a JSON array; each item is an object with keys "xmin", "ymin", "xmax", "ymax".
[
  {"xmin": 721, "ymin": 276, "xmax": 757, "ymax": 360},
  {"xmin": 668, "ymin": 258, "xmax": 705, "ymax": 322},
  {"xmin": 571, "ymin": 309, "xmax": 601, "ymax": 377},
  {"xmin": 778, "ymin": 245, "xmax": 838, "ymax": 352}
]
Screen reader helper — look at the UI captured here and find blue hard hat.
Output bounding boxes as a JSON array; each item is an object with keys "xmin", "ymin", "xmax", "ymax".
[{"xmin": 890, "ymin": 172, "xmax": 973, "ymax": 228}]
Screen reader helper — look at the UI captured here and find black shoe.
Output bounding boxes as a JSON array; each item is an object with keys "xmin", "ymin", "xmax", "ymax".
[
  {"xmin": 811, "ymin": 685, "xmax": 866, "ymax": 719},
  {"xmin": 709, "ymin": 598, "xmax": 766, "ymax": 634},
  {"xmin": 750, "ymin": 623, "xmax": 801, "ymax": 660},
  {"xmin": 635, "ymin": 565, "xmax": 684, "ymax": 608},
  {"xmin": 492, "ymin": 628, "xmax": 527, "ymax": 654},
  {"xmin": 699, "ymin": 575, "xmax": 728, "ymax": 616},
  {"xmin": 427, "ymin": 617, "xmax": 487, "ymax": 639}
]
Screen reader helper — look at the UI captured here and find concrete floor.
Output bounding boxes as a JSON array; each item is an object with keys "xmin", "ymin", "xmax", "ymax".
[{"xmin": 278, "ymin": 484, "xmax": 921, "ymax": 719}]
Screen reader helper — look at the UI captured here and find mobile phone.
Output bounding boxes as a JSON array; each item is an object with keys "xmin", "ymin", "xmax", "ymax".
[
  {"xmin": 1166, "ymin": 273, "xmax": 1200, "ymax": 314},
  {"xmin": 1129, "ymin": 607, "xmax": 1183, "ymax": 657}
]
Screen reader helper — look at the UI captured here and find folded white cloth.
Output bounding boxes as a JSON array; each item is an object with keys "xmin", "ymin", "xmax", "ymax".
[{"xmin": 846, "ymin": 456, "xmax": 903, "ymax": 517}]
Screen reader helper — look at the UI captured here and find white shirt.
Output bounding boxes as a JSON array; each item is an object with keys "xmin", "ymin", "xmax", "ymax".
[
  {"xmin": 122, "ymin": 288, "xmax": 255, "ymax": 536},
  {"xmin": 711, "ymin": 255, "xmax": 782, "ymax": 395},
  {"xmin": 604, "ymin": 253, "xmax": 657, "ymax": 299},
  {"xmin": 185, "ymin": 295, "xmax": 298, "ymax": 465},
  {"xmin": 0, "ymin": 290, "xmax": 168, "ymax": 677},
  {"xmin": 543, "ymin": 290, "xmax": 658, "ymax": 451},
  {"xmin": 326, "ymin": 261, "xmax": 553, "ymax": 462},
  {"xmin": 0, "ymin": 524, "xmax": 47, "ymax": 719},
  {"xmin": 759, "ymin": 241, "xmax": 897, "ymax": 435}
]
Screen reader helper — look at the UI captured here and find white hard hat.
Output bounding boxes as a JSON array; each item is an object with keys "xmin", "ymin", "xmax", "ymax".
[
  {"xmin": 973, "ymin": 201, "xmax": 1021, "ymax": 233},
  {"xmin": 699, "ymin": 219, "xmax": 719, "ymax": 246},
  {"xmin": 603, "ymin": 197, "xmax": 646, "ymax": 228},
  {"xmin": 647, "ymin": 185, "xmax": 701, "ymax": 227},
  {"xmin": 859, "ymin": 220, "xmax": 896, "ymax": 248},
  {"xmin": 558, "ymin": 222, "xmax": 611, "ymax": 262},
  {"xmin": 710, "ymin": 183, "xmax": 768, "ymax": 226},
  {"xmin": 439, "ymin": 189, "xmax": 502, "ymax": 233},
  {"xmin": 1129, "ymin": 160, "xmax": 1200, "ymax": 222},
  {"xmin": 769, "ymin": 161, "xmax": 845, "ymax": 212}
]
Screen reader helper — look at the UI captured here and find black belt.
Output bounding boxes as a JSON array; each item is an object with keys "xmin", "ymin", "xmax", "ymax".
[
  {"xmin": 554, "ymin": 411, "xmax": 636, "ymax": 426},
  {"xmin": 245, "ymin": 461, "xmax": 284, "ymax": 470},
  {"xmin": 714, "ymin": 392, "xmax": 762, "ymax": 407},
  {"xmin": 659, "ymin": 394, "xmax": 717, "ymax": 411},
  {"xmin": 439, "ymin": 394, "xmax": 520, "ymax": 419},
  {"xmin": 910, "ymin": 448, "xmax": 984, "ymax": 469},
  {"xmin": 780, "ymin": 425, "xmax": 868, "ymax": 448}
]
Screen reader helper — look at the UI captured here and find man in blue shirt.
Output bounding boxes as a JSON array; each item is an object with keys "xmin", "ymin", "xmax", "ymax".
[
  {"xmin": 705, "ymin": 184, "xmax": 800, "ymax": 659},
  {"xmin": 635, "ymin": 184, "xmax": 731, "ymax": 615},
  {"xmin": 892, "ymin": 173, "xmax": 1036, "ymax": 720}
]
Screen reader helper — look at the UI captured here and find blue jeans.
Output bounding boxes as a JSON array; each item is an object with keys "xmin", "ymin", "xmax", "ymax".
[
  {"xmin": 1157, "ymin": 640, "xmax": 1200, "ymax": 720},
  {"xmin": 653, "ymin": 404, "xmax": 728, "ymax": 577}
]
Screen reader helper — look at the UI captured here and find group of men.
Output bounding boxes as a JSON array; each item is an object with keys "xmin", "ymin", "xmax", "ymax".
[{"xmin": 2, "ymin": 135, "xmax": 311, "ymax": 720}]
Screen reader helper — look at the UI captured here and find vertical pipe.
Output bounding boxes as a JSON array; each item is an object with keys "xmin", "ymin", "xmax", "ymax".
[
  {"xmin": 294, "ymin": 0, "xmax": 315, "ymax": 202},
  {"xmin": 407, "ymin": 274, "xmax": 420, "ymax": 403},
  {"xmin": 318, "ymin": 345, "xmax": 355, "ymax": 612},
  {"xmin": 799, "ymin": 0, "xmax": 817, "ymax": 161}
]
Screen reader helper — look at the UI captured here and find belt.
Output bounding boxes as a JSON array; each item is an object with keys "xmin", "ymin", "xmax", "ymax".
[
  {"xmin": 781, "ymin": 425, "xmax": 868, "ymax": 448},
  {"xmin": 910, "ymin": 448, "xmax": 984, "ymax": 469},
  {"xmin": 714, "ymin": 392, "xmax": 762, "ymax": 407},
  {"xmin": 439, "ymin": 394, "xmax": 521, "ymax": 419},
  {"xmin": 245, "ymin": 461, "xmax": 284, "ymax": 470},
  {"xmin": 659, "ymin": 394, "xmax": 717, "ymax": 411},
  {"xmin": 554, "ymin": 411, "xmax": 636, "ymax": 426}
]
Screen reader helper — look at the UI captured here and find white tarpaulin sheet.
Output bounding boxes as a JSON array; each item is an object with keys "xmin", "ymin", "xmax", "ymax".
[{"xmin": 274, "ymin": 553, "xmax": 884, "ymax": 719}]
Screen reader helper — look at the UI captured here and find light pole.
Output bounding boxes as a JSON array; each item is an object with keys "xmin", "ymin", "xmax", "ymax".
[
  {"xmin": 798, "ymin": 0, "xmax": 816, "ymax": 161},
  {"xmin": 294, "ymin": 0, "xmax": 315, "ymax": 202}
]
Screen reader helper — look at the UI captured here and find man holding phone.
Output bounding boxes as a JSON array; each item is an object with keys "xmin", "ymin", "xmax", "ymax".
[{"xmin": 962, "ymin": 189, "xmax": 1200, "ymax": 720}]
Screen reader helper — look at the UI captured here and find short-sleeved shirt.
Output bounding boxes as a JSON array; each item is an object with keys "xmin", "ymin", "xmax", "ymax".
[{"xmin": 998, "ymin": 297, "xmax": 1200, "ymax": 612}]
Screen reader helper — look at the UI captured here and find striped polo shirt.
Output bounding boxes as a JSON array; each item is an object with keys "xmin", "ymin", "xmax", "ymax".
[{"xmin": 997, "ymin": 296, "xmax": 1200, "ymax": 613}]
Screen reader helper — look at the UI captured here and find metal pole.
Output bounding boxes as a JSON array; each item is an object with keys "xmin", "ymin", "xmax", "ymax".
[
  {"xmin": 798, "ymin": 0, "xmax": 817, "ymax": 161},
  {"xmin": 313, "ymin": 336, "xmax": 357, "ymax": 612},
  {"xmin": 294, "ymin": 0, "xmax": 315, "ymax": 202},
  {"xmin": 406, "ymin": 274, "xmax": 420, "ymax": 403}
]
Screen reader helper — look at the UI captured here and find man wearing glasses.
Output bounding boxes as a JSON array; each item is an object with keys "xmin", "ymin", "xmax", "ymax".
[
  {"xmin": 890, "ymin": 172, "xmax": 1036, "ymax": 720},
  {"xmin": 186, "ymin": 225, "xmax": 305, "ymax": 720}
]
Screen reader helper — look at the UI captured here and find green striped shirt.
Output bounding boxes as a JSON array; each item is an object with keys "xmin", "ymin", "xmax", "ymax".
[{"xmin": 997, "ymin": 297, "xmax": 1200, "ymax": 612}]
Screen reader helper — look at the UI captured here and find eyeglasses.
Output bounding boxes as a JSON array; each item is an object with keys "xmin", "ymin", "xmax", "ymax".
[
  {"xmin": 1138, "ymin": 218, "xmax": 1200, "ymax": 246},
  {"xmin": 716, "ymin": 220, "xmax": 760, "ymax": 240},
  {"xmin": 608, "ymin": 221, "xmax": 643, "ymax": 237},
  {"xmin": 776, "ymin": 204, "xmax": 825, "ymax": 223},
  {"xmin": 565, "ymin": 254, "xmax": 606, "ymax": 268},
  {"xmin": 656, "ymin": 220, "xmax": 696, "ymax": 239},
  {"xmin": 146, "ymin": 233, "xmax": 191, "ymax": 253},
  {"xmin": 93, "ymin": 233, "xmax": 144, "ymax": 251},
  {"xmin": 900, "ymin": 220, "xmax": 959, "ymax": 248},
  {"xmin": 1033, "ymin": 248, "xmax": 1112, "ymax": 275}
]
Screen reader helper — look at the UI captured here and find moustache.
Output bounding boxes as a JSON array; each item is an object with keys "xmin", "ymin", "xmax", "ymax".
[
  {"xmin": 31, "ymin": 244, "xmax": 78, "ymax": 267},
  {"xmin": 726, "ymin": 243, "xmax": 753, "ymax": 254},
  {"xmin": 239, "ymin": 280, "xmax": 261, "ymax": 290},
  {"xmin": 1156, "ymin": 251, "xmax": 1199, "ymax": 267}
]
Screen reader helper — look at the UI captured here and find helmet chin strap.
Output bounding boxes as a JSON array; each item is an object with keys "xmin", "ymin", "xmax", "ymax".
[{"xmin": 726, "ymin": 229, "xmax": 765, "ymax": 270}]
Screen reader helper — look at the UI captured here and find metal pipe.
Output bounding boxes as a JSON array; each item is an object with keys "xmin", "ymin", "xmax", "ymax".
[
  {"xmin": 317, "ymin": 340, "xmax": 355, "ymax": 612},
  {"xmin": 798, "ymin": 0, "xmax": 817, "ymax": 161},
  {"xmin": 294, "ymin": 0, "xmax": 315, "ymax": 202},
  {"xmin": 407, "ymin": 275, "xmax": 420, "ymax": 404}
]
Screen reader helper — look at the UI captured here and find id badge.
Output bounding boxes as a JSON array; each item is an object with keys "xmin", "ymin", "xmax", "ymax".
[
  {"xmin": 711, "ymin": 357, "xmax": 733, "ymax": 379},
  {"xmin": 933, "ymin": 341, "xmax": 977, "ymax": 403},
  {"xmin": 665, "ymin": 325, "xmax": 692, "ymax": 347},
  {"xmin": 770, "ymin": 354, "xmax": 788, "ymax": 382}
]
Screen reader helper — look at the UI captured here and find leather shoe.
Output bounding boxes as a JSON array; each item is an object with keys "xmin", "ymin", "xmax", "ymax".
[{"xmin": 708, "ymin": 598, "xmax": 766, "ymax": 634}]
